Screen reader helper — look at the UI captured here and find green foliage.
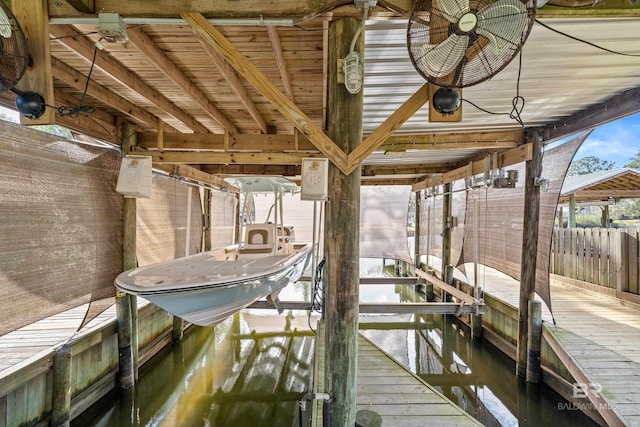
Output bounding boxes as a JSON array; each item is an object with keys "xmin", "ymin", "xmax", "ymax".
[
  {"xmin": 33, "ymin": 124, "xmax": 73, "ymax": 139},
  {"xmin": 624, "ymin": 151, "xmax": 640, "ymax": 169},
  {"xmin": 567, "ymin": 156, "xmax": 615, "ymax": 176}
]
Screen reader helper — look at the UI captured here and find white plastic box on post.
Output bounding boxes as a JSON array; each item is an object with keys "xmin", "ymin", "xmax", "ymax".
[
  {"xmin": 116, "ymin": 155, "xmax": 152, "ymax": 198},
  {"xmin": 300, "ymin": 158, "xmax": 328, "ymax": 201}
]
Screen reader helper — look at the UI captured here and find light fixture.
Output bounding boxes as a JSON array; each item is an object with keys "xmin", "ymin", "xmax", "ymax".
[
  {"xmin": 342, "ymin": 1, "xmax": 372, "ymax": 95},
  {"xmin": 343, "ymin": 51, "xmax": 363, "ymax": 94},
  {"xmin": 432, "ymin": 87, "xmax": 461, "ymax": 115},
  {"xmin": 534, "ymin": 177, "xmax": 550, "ymax": 192}
]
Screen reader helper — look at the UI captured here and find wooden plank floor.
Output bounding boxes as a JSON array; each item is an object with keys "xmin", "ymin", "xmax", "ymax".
[
  {"xmin": 313, "ymin": 322, "xmax": 480, "ymax": 427},
  {"xmin": 0, "ymin": 301, "xmax": 138, "ymax": 377},
  {"xmin": 464, "ymin": 264, "xmax": 640, "ymax": 427}
]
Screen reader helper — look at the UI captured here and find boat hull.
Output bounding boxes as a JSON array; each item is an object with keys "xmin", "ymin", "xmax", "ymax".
[{"xmin": 115, "ymin": 243, "xmax": 312, "ymax": 326}]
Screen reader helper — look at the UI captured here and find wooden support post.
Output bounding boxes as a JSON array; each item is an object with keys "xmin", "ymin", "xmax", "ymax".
[
  {"xmin": 204, "ymin": 188, "xmax": 212, "ymax": 251},
  {"xmin": 172, "ymin": 315, "xmax": 184, "ymax": 343},
  {"xmin": 526, "ymin": 299, "xmax": 542, "ymax": 383},
  {"xmin": 516, "ymin": 132, "xmax": 543, "ymax": 379},
  {"xmin": 569, "ymin": 195, "xmax": 576, "ymax": 228},
  {"xmin": 51, "ymin": 344, "xmax": 72, "ymax": 427},
  {"xmin": 442, "ymin": 183, "xmax": 453, "ymax": 301},
  {"xmin": 324, "ymin": 16, "xmax": 363, "ymax": 427},
  {"xmin": 117, "ymin": 121, "xmax": 138, "ymax": 389},
  {"xmin": 414, "ymin": 191, "xmax": 421, "ymax": 268},
  {"xmin": 601, "ymin": 205, "xmax": 609, "ymax": 228},
  {"xmin": 558, "ymin": 207, "xmax": 564, "ymax": 228}
]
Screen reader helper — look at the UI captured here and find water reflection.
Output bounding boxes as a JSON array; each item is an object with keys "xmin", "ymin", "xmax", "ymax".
[
  {"xmin": 75, "ymin": 311, "xmax": 316, "ymax": 427},
  {"xmin": 359, "ymin": 280, "xmax": 599, "ymax": 427},
  {"xmin": 77, "ymin": 259, "xmax": 598, "ymax": 427}
]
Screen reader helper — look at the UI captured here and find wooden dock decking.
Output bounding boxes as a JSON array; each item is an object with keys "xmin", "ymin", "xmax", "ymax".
[
  {"xmin": 312, "ymin": 322, "xmax": 480, "ymax": 427},
  {"xmin": 466, "ymin": 264, "xmax": 640, "ymax": 427}
]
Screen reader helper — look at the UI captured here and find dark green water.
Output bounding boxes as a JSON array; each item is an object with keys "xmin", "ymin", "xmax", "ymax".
[{"xmin": 75, "ymin": 261, "xmax": 599, "ymax": 427}]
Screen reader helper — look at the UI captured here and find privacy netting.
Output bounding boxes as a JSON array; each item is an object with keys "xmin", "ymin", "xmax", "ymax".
[
  {"xmin": 418, "ymin": 134, "xmax": 587, "ymax": 314},
  {"xmin": 0, "ymin": 121, "xmax": 233, "ymax": 336},
  {"xmin": 0, "ymin": 122, "xmax": 122, "ymax": 336}
]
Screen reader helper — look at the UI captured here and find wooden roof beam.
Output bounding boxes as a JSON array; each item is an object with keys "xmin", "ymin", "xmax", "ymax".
[
  {"xmin": 127, "ymin": 27, "xmax": 238, "ymax": 134},
  {"xmin": 412, "ymin": 143, "xmax": 533, "ymax": 191},
  {"xmin": 51, "ymin": 57, "xmax": 180, "ymax": 132},
  {"xmin": 267, "ymin": 26, "xmax": 295, "ymax": 102},
  {"xmin": 381, "ymin": 129, "xmax": 524, "ymax": 150},
  {"xmin": 49, "ymin": 25, "xmax": 209, "ymax": 134},
  {"xmin": 138, "ymin": 132, "xmax": 317, "ymax": 151},
  {"xmin": 193, "ymin": 31, "xmax": 269, "ymax": 134},
  {"xmin": 136, "ymin": 130, "xmax": 520, "ymax": 153},
  {"xmin": 47, "ymin": 1, "xmax": 350, "ymax": 20},
  {"xmin": 142, "ymin": 150, "xmax": 325, "ymax": 165},
  {"xmin": 544, "ymin": 86, "xmax": 640, "ymax": 142},
  {"xmin": 182, "ymin": 12, "xmax": 349, "ymax": 174}
]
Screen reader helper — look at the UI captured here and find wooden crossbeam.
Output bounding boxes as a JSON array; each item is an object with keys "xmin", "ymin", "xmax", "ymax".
[{"xmin": 414, "ymin": 269, "xmax": 478, "ymax": 307}]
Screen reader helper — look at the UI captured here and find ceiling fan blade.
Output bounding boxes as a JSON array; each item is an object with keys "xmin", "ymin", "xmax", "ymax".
[
  {"xmin": 420, "ymin": 33, "xmax": 468, "ymax": 77},
  {"xmin": 437, "ymin": 0, "xmax": 470, "ymax": 23},
  {"xmin": 476, "ymin": 0, "xmax": 528, "ymax": 55},
  {"xmin": 0, "ymin": 6, "xmax": 13, "ymax": 38}
]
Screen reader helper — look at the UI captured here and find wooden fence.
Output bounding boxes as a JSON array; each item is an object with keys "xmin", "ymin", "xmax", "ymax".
[{"xmin": 551, "ymin": 227, "xmax": 640, "ymax": 295}]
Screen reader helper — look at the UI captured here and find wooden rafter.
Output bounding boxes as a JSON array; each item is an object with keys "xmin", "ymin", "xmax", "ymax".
[
  {"xmin": 127, "ymin": 28, "xmax": 238, "ymax": 134},
  {"xmin": 544, "ymin": 87, "xmax": 640, "ymax": 142},
  {"xmin": 49, "ymin": 25, "xmax": 209, "ymax": 133},
  {"xmin": 50, "ymin": 57, "xmax": 179, "ymax": 132},
  {"xmin": 381, "ymin": 129, "xmax": 524, "ymax": 149},
  {"xmin": 267, "ymin": 26, "xmax": 295, "ymax": 101},
  {"xmin": 182, "ymin": 12, "xmax": 349, "ymax": 174},
  {"xmin": 192, "ymin": 29, "xmax": 268, "ymax": 134}
]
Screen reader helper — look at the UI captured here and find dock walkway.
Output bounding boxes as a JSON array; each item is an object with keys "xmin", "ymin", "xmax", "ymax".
[
  {"xmin": 312, "ymin": 322, "xmax": 480, "ymax": 427},
  {"xmin": 467, "ymin": 264, "xmax": 640, "ymax": 427}
]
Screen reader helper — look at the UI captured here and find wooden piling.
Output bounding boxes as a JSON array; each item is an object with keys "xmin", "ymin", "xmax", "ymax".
[
  {"xmin": 117, "ymin": 121, "xmax": 137, "ymax": 389},
  {"xmin": 51, "ymin": 343, "xmax": 72, "ymax": 427},
  {"xmin": 516, "ymin": 133, "xmax": 542, "ymax": 378},
  {"xmin": 442, "ymin": 183, "xmax": 453, "ymax": 302},
  {"xmin": 324, "ymin": 16, "xmax": 363, "ymax": 427},
  {"xmin": 526, "ymin": 299, "xmax": 542, "ymax": 383},
  {"xmin": 414, "ymin": 191, "xmax": 421, "ymax": 268}
]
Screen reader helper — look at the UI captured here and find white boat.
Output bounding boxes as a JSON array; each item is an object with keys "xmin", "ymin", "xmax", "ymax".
[{"xmin": 115, "ymin": 176, "xmax": 313, "ymax": 326}]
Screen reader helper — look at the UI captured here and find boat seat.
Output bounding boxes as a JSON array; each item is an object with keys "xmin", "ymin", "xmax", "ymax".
[{"xmin": 240, "ymin": 224, "xmax": 276, "ymax": 254}]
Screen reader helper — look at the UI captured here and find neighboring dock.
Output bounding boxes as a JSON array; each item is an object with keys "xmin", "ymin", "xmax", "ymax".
[
  {"xmin": 312, "ymin": 322, "xmax": 480, "ymax": 427},
  {"xmin": 469, "ymin": 265, "xmax": 640, "ymax": 427}
]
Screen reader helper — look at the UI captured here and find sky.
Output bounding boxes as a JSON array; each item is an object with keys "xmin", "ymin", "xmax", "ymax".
[{"xmin": 570, "ymin": 112, "xmax": 640, "ymax": 167}]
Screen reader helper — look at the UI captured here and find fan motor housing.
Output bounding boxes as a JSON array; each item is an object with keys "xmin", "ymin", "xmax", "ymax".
[{"xmin": 432, "ymin": 88, "xmax": 461, "ymax": 115}]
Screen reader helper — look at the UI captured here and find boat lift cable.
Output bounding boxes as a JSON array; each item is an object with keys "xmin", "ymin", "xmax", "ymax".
[{"xmin": 307, "ymin": 257, "xmax": 326, "ymax": 332}]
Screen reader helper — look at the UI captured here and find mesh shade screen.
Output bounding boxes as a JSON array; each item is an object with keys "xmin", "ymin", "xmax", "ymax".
[
  {"xmin": 252, "ymin": 192, "xmax": 317, "ymax": 242},
  {"xmin": 0, "ymin": 122, "xmax": 122, "ymax": 336},
  {"xmin": 252, "ymin": 186, "xmax": 410, "ymax": 261},
  {"xmin": 137, "ymin": 174, "xmax": 203, "ymax": 266},
  {"xmin": 210, "ymin": 189, "xmax": 236, "ymax": 249},
  {"xmin": 418, "ymin": 180, "xmax": 466, "ymax": 267},
  {"xmin": 360, "ymin": 186, "xmax": 412, "ymax": 262},
  {"xmin": 459, "ymin": 135, "xmax": 585, "ymax": 312}
]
